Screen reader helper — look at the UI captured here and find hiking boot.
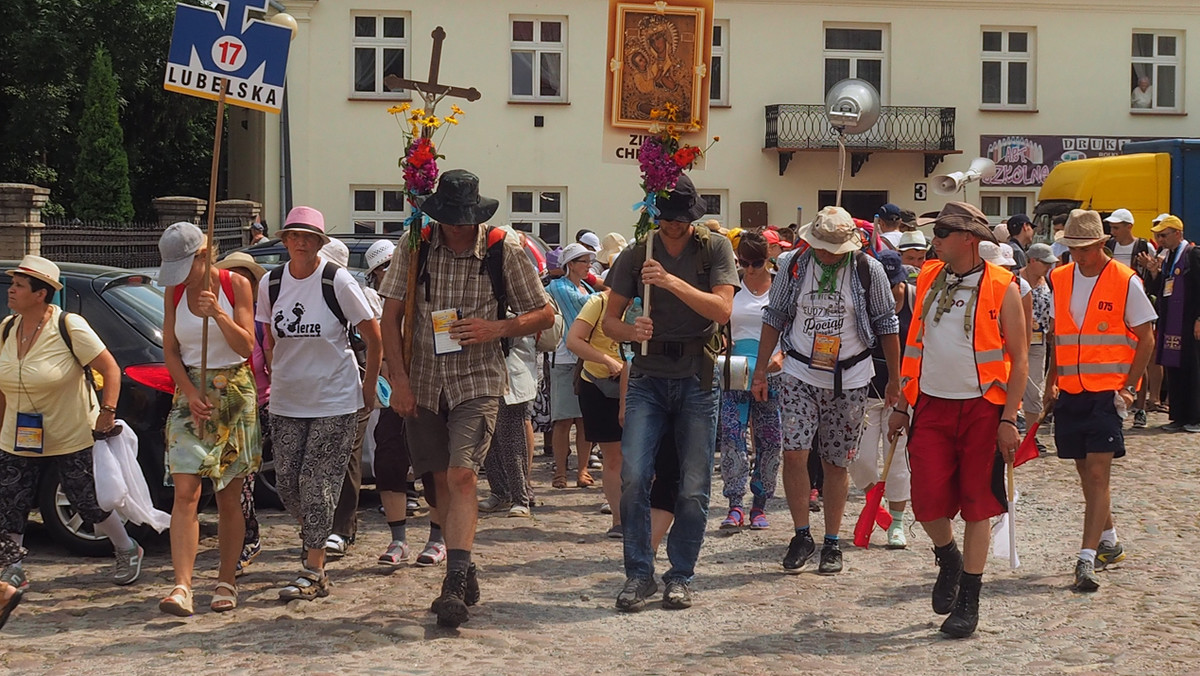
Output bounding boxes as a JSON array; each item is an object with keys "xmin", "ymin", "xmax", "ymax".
[
  {"xmin": 1095, "ymin": 541, "xmax": 1126, "ymax": 571},
  {"xmin": 661, "ymin": 579, "xmax": 693, "ymax": 610},
  {"xmin": 1132, "ymin": 409, "xmax": 1147, "ymax": 429},
  {"xmin": 940, "ymin": 574, "xmax": 981, "ymax": 638},
  {"xmin": 464, "ymin": 563, "xmax": 480, "ymax": 606},
  {"xmin": 432, "ymin": 569, "xmax": 471, "ymax": 628},
  {"xmin": 782, "ymin": 532, "xmax": 816, "ymax": 573},
  {"xmin": 1073, "ymin": 559, "xmax": 1100, "ymax": 592},
  {"xmin": 615, "ymin": 576, "xmax": 658, "ymax": 613},
  {"xmin": 932, "ymin": 544, "xmax": 963, "ymax": 615},
  {"xmin": 818, "ymin": 544, "xmax": 843, "ymax": 574},
  {"xmin": 112, "ymin": 540, "xmax": 143, "ymax": 586}
]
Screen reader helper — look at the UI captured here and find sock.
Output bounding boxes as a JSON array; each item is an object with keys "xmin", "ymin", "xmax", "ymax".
[
  {"xmin": 1079, "ymin": 548, "xmax": 1097, "ymax": 564},
  {"xmin": 429, "ymin": 522, "xmax": 444, "ymax": 545},
  {"xmin": 888, "ymin": 509, "xmax": 904, "ymax": 526},
  {"xmin": 795, "ymin": 526, "xmax": 811, "ymax": 539},
  {"xmin": 1100, "ymin": 528, "xmax": 1117, "ymax": 547},
  {"xmin": 388, "ymin": 520, "xmax": 407, "ymax": 543},
  {"xmin": 447, "ymin": 548, "xmax": 471, "ymax": 574},
  {"xmin": 824, "ymin": 534, "xmax": 839, "ymax": 548},
  {"xmin": 95, "ymin": 514, "xmax": 134, "ymax": 551}
]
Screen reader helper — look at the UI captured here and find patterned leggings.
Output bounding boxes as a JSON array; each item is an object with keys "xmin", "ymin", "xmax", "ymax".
[
  {"xmin": 270, "ymin": 412, "xmax": 357, "ymax": 550},
  {"xmin": 484, "ymin": 402, "xmax": 532, "ymax": 508},
  {"xmin": 239, "ymin": 404, "xmax": 270, "ymax": 547},
  {"xmin": 0, "ymin": 448, "xmax": 111, "ymax": 535},
  {"xmin": 718, "ymin": 388, "xmax": 783, "ymax": 509}
]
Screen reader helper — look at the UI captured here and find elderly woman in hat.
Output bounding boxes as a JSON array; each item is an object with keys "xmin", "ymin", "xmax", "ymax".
[
  {"xmin": 546, "ymin": 242, "xmax": 599, "ymax": 489},
  {"xmin": 0, "ymin": 254, "xmax": 131, "ymax": 612},
  {"xmin": 255, "ymin": 206, "xmax": 381, "ymax": 602},
  {"xmin": 158, "ymin": 222, "xmax": 260, "ymax": 615}
]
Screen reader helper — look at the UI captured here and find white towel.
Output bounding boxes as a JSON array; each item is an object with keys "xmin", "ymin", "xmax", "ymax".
[{"xmin": 92, "ymin": 421, "xmax": 171, "ymax": 533}]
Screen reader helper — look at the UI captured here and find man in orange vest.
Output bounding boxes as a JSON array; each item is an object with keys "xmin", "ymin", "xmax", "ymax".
[
  {"xmin": 887, "ymin": 201, "xmax": 1028, "ymax": 639},
  {"xmin": 1043, "ymin": 210, "xmax": 1157, "ymax": 592}
]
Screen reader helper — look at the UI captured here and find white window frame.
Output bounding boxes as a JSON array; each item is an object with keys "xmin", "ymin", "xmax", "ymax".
[
  {"xmin": 351, "ymin": 186, "xmax": 409, "ymax": 234},
  {"xmin": 1131, "ymin": 29, "xmax": 1184, "ymax": 113},
  {"xmin": 509, "ymin": 16, "xmax": 568, "ymax": 103},
  {"xmin": 508, "ymin": 187, "xmax": 566, "ymax": 247},
  {"xmin": 980, "ymin": 27, "xmax": 1035, "ymax": 111},
  {"xmin": 823, "ymin": 23, "xmax": 889, "ymax": 104},
  {"xmin": 350, "ymin": 12, "xmax": 411, "ymax": 100},
  {"xmin": 698, "ymin": 190, "xmax": 728, "ymax": 227},
  {"xmin": 710, "ymin": 19, "xmax": 730, "ymax": 107},
  {"xmin": 979, "ymin": 190, "xmax": 1036, "ymax": 225}
]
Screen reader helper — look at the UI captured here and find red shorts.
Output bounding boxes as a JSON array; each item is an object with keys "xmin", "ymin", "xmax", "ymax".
[{"xmin": 908, "ymin": 395, "xmax": 1006, "ymax": 523}]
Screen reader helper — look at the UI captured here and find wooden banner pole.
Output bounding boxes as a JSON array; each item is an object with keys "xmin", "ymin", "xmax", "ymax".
[{"xmin": 200, "ymin": 78, "xmax": 229, "ymax": 398}]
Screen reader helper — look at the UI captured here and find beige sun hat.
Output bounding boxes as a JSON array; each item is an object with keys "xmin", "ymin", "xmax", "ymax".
[
  {"xmin": 597, "ymin": 232, "xmax": 628, "ymax": 266},
  {"xmin": 799, "ymin": 206, "xmax": 862, "ymax": 255},
  {"xmin": 1060, "ymin": 209, "xmax": 1109, "ymax": 248},
  {"xmin": 7, "ymin": 254, "xmax": 63, "ymax": 291},
  {"xmin": 215, "ymin": 252, "xmax": 267, "ymax": 283}
]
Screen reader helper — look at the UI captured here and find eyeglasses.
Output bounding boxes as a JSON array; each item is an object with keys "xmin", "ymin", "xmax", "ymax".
[
  {"xmin": 737, "ymin": 258, "xmax": 767, "ymax": 269},
  {"xmin": 932, "ymin": 226, "xmax": 957, "ymax": 239}
]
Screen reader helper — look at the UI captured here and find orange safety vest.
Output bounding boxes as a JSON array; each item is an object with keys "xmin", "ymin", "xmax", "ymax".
[
  {"xmin": 900, "ymin": 261, "xmax": 1013, "ymax": 406},
  {"xmin": 1049, "ymin": 260, "xmax": 1138, "ymax": 394}
]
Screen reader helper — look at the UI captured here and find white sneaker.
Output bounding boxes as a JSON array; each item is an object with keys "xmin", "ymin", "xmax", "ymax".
[{"xmin": 507, "ymin": 504, "xmax": 531, "ymax": 518}]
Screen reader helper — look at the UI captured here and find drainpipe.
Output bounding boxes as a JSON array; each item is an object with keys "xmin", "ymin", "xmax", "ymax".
[{"xmin": 269, "ymin": 0, "xmax": 293, "ymax": 224}]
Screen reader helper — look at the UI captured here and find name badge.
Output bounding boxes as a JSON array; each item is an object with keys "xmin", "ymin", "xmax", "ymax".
[
  {"xmin": 431, "ymin": 308, "xmax": 464, "ymax": 355},
  {"xmin": 1032, "ymin": 330, "xmax": 1044, "ymax": 346},
  {"xmin": 810, "ymin": 334, "xmax": 841, "ymax": 373},
  {"xmin": 15, "ymin": 411, "xmax": 44, "ymax": 454},
  {"xmin": 1164, "ymin": 275, "xmax": 1176, "ymax": 297}
]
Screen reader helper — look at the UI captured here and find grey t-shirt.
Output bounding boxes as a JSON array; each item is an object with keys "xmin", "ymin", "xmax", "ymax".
[{"xmin": 608, "ymin": 228, "xmax": 739, "ymax": 378}]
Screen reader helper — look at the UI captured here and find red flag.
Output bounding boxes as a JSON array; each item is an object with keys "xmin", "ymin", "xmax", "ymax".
[
  {"xmin": 853, "ymin": 436, "xmax": 899, "ymax": 548},
  {"xmin": 1014, "ymin": 422, "xmax": 1040, "ymax": 467}
]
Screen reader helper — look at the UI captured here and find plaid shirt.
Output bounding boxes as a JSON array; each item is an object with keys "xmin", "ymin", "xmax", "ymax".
[
  {"xmin": 379, "ymin": 226, "xmax": 549, "ymax": 411},
  {"xmin": 762, "ymin": 249, "xmax": 899, "ymax": 357}
]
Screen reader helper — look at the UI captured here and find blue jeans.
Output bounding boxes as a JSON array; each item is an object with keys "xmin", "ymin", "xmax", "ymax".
[{"xmin": 620, "ymin": 371, "xmax": 719, "ymax": 583}]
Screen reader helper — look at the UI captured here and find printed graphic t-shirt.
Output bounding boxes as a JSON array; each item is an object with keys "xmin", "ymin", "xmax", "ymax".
[
  {"xmin": 256, "ymin": 261, "xmax": 373, "ymax": 417},
  {"xmin": 783, "ymin": 262, "xmax": 872, "ymax": 390}
]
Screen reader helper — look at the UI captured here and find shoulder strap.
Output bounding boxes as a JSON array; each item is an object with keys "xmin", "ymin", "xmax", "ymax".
[
  {"xmin": 219, "ymin": 268, "xmax": 235, "ymax": 306},
  {"xmin": 172, "ymin": 285, "xmax": 185, "ymax": 307},
  {"xmin": 0, "ymin": 315, "xmax": 14, "ymax": 345},
  {"xmin": 483, "ymin": 226, "xmax": 510, "ymax": 355},
  {"xmin": 58, "ymin": 312, "xmax": 98, "ymax": 395},
  {"xmin": 321, "ymin": 262, "xmax": 348, "ymax": 328},
  {"xmin": 1104, "ymin": 238, "xmax": 1116, "ymax": 252},
  {"xmin": 693, "ymin": 225, "xmax": 712, "ymax": 277},
  {"xmin": 267, "ymin": 265, "xmax": 285, "ymax": 310}
]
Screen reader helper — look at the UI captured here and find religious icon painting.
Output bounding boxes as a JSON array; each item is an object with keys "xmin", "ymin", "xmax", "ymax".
[{"xmin": 610, "ymin": 3, "xmax": 708, "ymax": 129}]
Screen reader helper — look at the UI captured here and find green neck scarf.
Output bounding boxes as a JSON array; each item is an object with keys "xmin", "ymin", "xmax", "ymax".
[{"xmin": 813, "ymin": 254, "xmax": 849, "ymax": 294}]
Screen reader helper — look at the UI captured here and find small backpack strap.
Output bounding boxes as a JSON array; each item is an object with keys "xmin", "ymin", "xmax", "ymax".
[
  {"xmin": 219, "ymin": 268, "xmax": 235, "ymax": 306},
  {"xmin": 172, "ymin": 285, "xmax": 185, "ymax": 307},
  {"xmin": 483, "ymin": 226, "xmax": 510, "ymax": 355},
  {"xmin": 0, "ymin": 315, "xmax": 15, "ymax": 345},
  {"xmin": 59, "ymin": 312, "xmax": 98, "ymax": 395},
  {"xmin": 267, "ymin": 265, "xmax": 285, "ymax": 310},
  {"xmin": 321, "ymin": 262, "xmax": 349, "ymax": 329}
]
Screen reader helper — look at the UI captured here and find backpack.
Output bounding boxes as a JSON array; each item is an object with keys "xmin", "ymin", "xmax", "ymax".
[
  {"xmin": 625, "ymin": 225, "xmax": 714, "ymax": 292},
  {"xmin": 267, "ymin": 261, "xmax": 367, "ymax": 369},
  {"xmin": 535, "ymin": 293, "xmax": 565, "ymax": 353},
  {"xmin": 417, "ymin": 224, "xmax": 515, "ymax": 354},
  {"xmin": 2, "ymin": 312, "xmax": 101, "ymax": 393},
  {"xmin": 788, "ymin": 249, "xmax": 878, "ymax": 316},
  {"xmin": 172, "ymin": 269, "xmax": 235, "ymax": 308}
]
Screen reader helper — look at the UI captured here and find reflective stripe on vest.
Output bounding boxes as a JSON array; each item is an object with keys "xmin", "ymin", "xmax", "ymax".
[
  {"xmin": 900, "ymin": 260, "xmax": 1013, "ymax": 406},
  {"xmin": 1050, "ymin": 261, "xmax": 1138, "ymax": 394}
]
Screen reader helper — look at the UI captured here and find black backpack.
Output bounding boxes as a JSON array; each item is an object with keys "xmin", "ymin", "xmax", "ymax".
[
  {"xmin": 417, "ymin": 224, "xmax": 511, "ymax": 354},
  {"xmin": 267, "ymin": 262, "xmax": 366, "ymax": 368},
  {"xmin": 2, "ymin": 312, "xmax": 99, "ymax": 393}
]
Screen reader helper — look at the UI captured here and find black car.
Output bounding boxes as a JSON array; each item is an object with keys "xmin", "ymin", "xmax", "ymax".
[{"xmin": 0, "ymin": 262, "xmax": 175, "ymax": 555}]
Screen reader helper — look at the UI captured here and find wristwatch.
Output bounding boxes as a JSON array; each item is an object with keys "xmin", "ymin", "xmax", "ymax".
[{"xmin": 1122, "ymin": 386, "xmax": 1137, "ymax": 397}]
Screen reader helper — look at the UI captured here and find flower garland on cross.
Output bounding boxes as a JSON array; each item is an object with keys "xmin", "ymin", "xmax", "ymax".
[
  {"xmin": 632, "ymin": 103, "xmax": 718, "ymax": 240},
  {"xmin": 387, "ymin": 101, "xmax": 465, "ymax": 250}
]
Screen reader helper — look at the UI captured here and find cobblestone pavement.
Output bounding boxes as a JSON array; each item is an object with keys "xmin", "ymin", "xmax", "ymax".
[{"xmin": 2, "ymin": 410, "xmax": 1198, "ymax": 675}]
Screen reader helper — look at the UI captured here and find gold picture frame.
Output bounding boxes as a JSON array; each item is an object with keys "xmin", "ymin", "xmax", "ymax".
[{"xmin": 610, "ymin": 3, "xmax": 706, "ymax": 130}]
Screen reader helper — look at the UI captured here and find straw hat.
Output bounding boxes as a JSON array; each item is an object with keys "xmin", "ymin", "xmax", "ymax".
[
  {"xmin": 215, "ymin": 252, "xmax": 267, "ymax": 283},
  {"xmin": 597, "ymin": 232, "xmax": 628, "ymax": 266},
  {"xmin": 6, "ymin": 254, "xmax": 63, "ymax": 291},
  {"xmin": 1060, "ymin": 209, "xmax": 1108, "ymax": 248}
]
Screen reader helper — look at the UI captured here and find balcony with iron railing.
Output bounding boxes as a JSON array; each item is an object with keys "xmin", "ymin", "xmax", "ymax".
[{"xmin": 765, "ymin": 104, "xmax": 960, "ymax": 176}]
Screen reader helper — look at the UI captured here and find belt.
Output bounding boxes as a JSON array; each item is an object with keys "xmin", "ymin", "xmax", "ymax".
[
  {"xmin": 642, "ymin": 340, "xmax": 707, "ymax": 358},
  {"xmin": 786, "ymin": 347, "xmax": 872, "ymax": 398}
]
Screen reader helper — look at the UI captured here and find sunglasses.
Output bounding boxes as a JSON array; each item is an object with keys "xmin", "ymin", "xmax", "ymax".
[
  {"xmin": 932, "ymin": 226, "xmax": 958, "ymax": 239},
  {"xmin": 737, "ymin": 258, "xmax": 767, "ymax": 269}
]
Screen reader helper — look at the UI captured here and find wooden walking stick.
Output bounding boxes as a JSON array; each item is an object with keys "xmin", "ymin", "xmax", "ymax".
[
  {"xmin": 199, "ymin": 78, "xmax": 229, "ymax": 405},
  {"xmin": 640, "ymin": 230, "xmax": 654, "ymax": 356}
]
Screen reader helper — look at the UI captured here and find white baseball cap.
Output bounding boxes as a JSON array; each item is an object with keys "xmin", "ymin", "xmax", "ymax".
[
  {"xmin": 364, "ymin": 239, "xmax": 395, "ymax": 274},
  {"xmin": 1153, "ymin": 213, "xmax": 1171, "ymax": 225},
  {"xmin": 1104, "ymin": 208, "xmax": 1134, "ymax": 224},
  {"xmin": 579, "ymin": 232, "xmax": 601, "ymax": 251},
  {"xmin": 980, "ymin": 241, "xmax": 1017, "ymax": 267}
]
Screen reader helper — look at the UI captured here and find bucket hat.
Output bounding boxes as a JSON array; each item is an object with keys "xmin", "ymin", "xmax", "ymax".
[{"xmin": 419, "ymin": 169, "xmax": 499, "ymax": 226}]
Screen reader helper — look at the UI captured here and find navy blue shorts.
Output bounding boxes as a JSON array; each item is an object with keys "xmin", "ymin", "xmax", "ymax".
[{"xmin": 1054, "ymin": 390, "xmax": 1126, "ymax": 459}]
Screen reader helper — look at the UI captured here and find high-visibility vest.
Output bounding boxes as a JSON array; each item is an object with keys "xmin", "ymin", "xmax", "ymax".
[
  {"xmin": 900, "ymin": 261, "xmax": 1013, "ymax": 406},
  {"xmin": 1050, "ymin": 260, "xmax": 1138, "ymax": 394}
]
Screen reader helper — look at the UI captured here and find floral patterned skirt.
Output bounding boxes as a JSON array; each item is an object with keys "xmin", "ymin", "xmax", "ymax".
[{"xmin": 166, "ymin": 364, "xmax": 261, "ymax": 491}]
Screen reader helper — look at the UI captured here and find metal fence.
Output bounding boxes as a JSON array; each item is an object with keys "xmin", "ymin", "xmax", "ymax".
[
  {"xmin": 765, "ymin": 104, "xmax": 956, "ymax": 151},
  {"xmin": 40, "ymin": 218, "xmax": 248, "ymax": 269}
]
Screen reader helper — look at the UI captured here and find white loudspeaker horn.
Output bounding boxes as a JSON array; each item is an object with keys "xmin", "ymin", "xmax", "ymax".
[
  {"xmin": 968, "ymin": 157, "xmax": 997, "ymax": 181},
  {"xmin": 934, "ymin": 171, "xmax": 967, "ymax": 195}
]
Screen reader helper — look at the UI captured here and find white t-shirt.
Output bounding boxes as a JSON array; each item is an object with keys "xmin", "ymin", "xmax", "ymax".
[
  {"xmin": 730, "ymin": 284, "xmax": 770, "ymax": 344},
  {"xmin": 1018, "ymin": 276, "xmax": 1031, "ymax": 298},
  {"xmin": 175, "ymin": 282, "xmax": 244, "ymax": 369},
  {"xmin": 783, "ymin": 262, "xmax": 872, "ymax": 390},
  {"xmin": 919, "ymin": 269, "xmax": 989, "ymax": 399},
  {"xmin": 1050, "ymin": 265, "xmax": 1158, "ymax": 329},
  {"xmin": 256, "ymin": 261, "xmax": 374, "ymax": 417},
  {"xmin": 1110, "ymin": 240, "xmax": 1156, "ymax": 269}
]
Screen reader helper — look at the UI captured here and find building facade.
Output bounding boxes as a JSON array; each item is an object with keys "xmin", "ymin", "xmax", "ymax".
[{"xmin": 228, "ymin": 0, "xmax": 1200, "ymax": 246}]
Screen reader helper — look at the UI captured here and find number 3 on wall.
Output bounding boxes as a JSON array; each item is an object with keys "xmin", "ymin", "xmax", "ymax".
[
  {"xmin": 212, "ymin": 36, "xmax": 248, "ymax": 72},
  {"xmin": 914, "ymin": 183, "xmax": 928, "ymax": 202}
]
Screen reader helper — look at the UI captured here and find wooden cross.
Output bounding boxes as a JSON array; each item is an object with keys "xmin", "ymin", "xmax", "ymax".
[{"xmin": 383, "ymin": 26, "xmax": 481, "ymax": 121}]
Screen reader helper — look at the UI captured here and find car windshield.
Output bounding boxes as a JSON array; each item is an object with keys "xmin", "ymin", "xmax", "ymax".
[{"xmin": 100, "ymin": 277, "xmax": 164, "ymax": 346}]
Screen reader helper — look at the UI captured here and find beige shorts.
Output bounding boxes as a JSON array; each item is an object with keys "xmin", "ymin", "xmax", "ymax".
[{"xmin": 405, "ymin": 396, "xmax": 501, "ymax": 475}]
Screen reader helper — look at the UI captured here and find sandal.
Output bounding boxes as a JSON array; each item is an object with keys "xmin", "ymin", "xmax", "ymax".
[
  {"xmin": 577, "ymin": 470, "xmax": 595, "ymax": 488},
  {"xmin": 324, "ymin": 534, "xmax": 349, "ymax": 558},
  {"xmin": 210, "ymin": 581, "xmax": 238, "ymax": 613},
  {"xmin": 278, "ymin": 567, "xmax": 329, "ymax": 601},
  {"xmin": 552, "ymin": 473, "xmax": 568, "ymax": 489},
  {"xmin": 158, "ymin": 584, "xmax": 194, "ymax": 617},
  {"xmin": 720, "ymin": 507, "xmax": 745, "ymax": 529},
  {"xmin": 378, "ymin": 540, "xmax": 410, "ymax": 567},
  {"xmin": 0, "ymin": 584, "xmax": 23, "ymax": 630},
  {"xmin": 749, "ymin": 508, "xmax": 770, "ymax": 530}
]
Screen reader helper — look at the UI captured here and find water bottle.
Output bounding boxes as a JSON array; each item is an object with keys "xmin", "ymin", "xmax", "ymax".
[{"xmin": 625, "ymin": 296, "xmax": 643, "ymax": 324}]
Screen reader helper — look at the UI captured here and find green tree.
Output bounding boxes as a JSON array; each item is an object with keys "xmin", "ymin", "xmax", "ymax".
[{"xmin": 73, "ymin": 47, "xmax": 134, "ymax": 221}]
